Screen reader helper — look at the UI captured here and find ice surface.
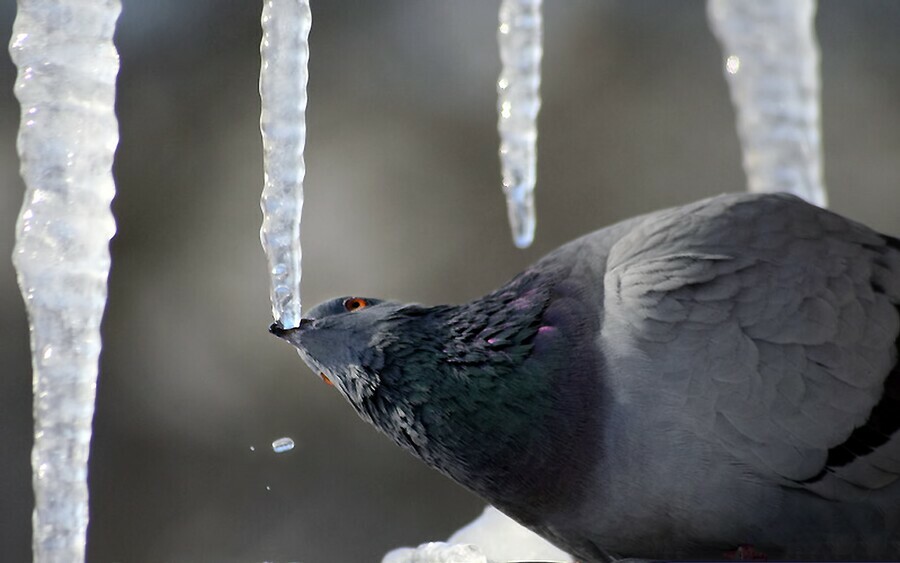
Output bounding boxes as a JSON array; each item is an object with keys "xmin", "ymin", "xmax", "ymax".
[
  {"xmin": 382, "ymin": 506, "xmax": 571, "ymax": 563},
  {"xmin": 497, "ymin": 0, "xmax": 543, "ymax": 248},
  {"xmin": 707, "ymin": 0, "xmax": 827, "ymax": 207},
  {"xmin": 259, "ymin": 0, "xmax": 311, "ymax": 328},
  {"xmin": 9, "ymin": 0, "xmax": 121, "ymax": 560},
  {"xmin": 272, "ymin": 436, "xmax": 295, "ymax": 453}
]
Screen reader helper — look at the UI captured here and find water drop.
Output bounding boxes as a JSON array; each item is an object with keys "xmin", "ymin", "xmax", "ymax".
[
  {"xmin": 272, "ymin": 437, "xmax": 295, "ymax": 453},
  {"xmin": 725, "ymin": 54, "xmax": 740, "ymax": 74}
]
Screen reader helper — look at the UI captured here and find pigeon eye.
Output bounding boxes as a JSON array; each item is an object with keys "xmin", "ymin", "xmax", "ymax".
[{"xmin": 343, "ymin": 297, "xmax": 369, "ymax": 312}]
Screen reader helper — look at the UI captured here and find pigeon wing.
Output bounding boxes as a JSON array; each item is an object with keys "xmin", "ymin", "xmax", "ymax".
[{"xmin": 600, "ymin": 193, "xmax": 900, "ymax": 497}]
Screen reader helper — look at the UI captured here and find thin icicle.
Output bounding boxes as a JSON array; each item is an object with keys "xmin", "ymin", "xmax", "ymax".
[
  {"xmin": 9, "ymin": 0, "xmax": 121, "ymax": 560},
  {"xmin": 707, "ymin": 0, "xmax": 827, "ymax": 207},
  {"xmin": 497, "ymin": 0, "xmax": 543, "ymax": 248},
  {"xmin": 260, "ymin": 0, "xmax": 311, "ymax": 328}
]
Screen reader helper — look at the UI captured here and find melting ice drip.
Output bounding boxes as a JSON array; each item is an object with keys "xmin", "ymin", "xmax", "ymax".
[
  {"xmin": 259, "ymin": 0, "xmax": 311, "ymax": 328},
  {"xmin": 9, "ymin": 0, "xmax": 121, "ymax": 560},
  {"xmin": 707, "ymin": 0, "xmax": 827, "ymax": 207},
  {"xmin": 497, "ymin": 0, "xmax": 543, "ymax": 249}
]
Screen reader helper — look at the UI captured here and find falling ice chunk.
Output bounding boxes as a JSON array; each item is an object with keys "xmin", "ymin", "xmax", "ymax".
[
  {"xmin": 259, "ymin": 0, "xmax": 312, "ymax": 328},
  {"xmin": 272, "ymin": 437, "xmax": 295, "ymax": 453},
  {"xmin": 9, "ymin": 0, "xmax": 122, "ymax": 560},
  {"xmin": 497, "ymin": 0, "xmax": 543, "ymax": 248},
  {"xmin": 707, "ymin": 0, "xmax": 827, "ymax": 207}
]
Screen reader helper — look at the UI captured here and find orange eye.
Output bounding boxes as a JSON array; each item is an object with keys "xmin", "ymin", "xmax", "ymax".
[{"xmin": 343, "ymin": 297, "xmax": 369, "ymax": 312}]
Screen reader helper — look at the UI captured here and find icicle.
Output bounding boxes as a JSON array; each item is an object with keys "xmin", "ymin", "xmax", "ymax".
[
  {"xmin": 9, "ymin": 0, "xmax": 121, "ymax": 560},
  {"xmin": 260, "ymin": 0, "xmax": 311, "ymax": 329},
  {"xmin": 497, "ymin": 0, "xmax": 543, "ymax": 248},
  {"xmin": 707, "ymin": 0, "xmax": 827, "ymax": 207}
]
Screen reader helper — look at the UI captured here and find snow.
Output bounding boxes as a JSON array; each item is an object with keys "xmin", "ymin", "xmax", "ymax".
[
  {"xmin": 259, "ymin": 0, "xmax": 311, "ymax": 328},
  {"xmin": 382, "ymin": 506, "xmax": 572, "ymax": 563},
  {"xmin": 383, "ymin": 543, "xmax": 490, "ymax": 563},
  {"xmin": 497, "ymin": 0, "xmax": 543, "ymax": 248},
  {"xmin": 707, "ymin": 0, "xmax": 827, "ymax": 207},
  {"xmin": 9, "ymin": 0, "xmax": 121, "ymax": 560}
]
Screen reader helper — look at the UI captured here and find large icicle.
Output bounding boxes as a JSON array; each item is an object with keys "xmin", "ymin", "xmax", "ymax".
[
  {"xmin": 497, "ymin": 0, "xmax": 543, "ymax": 248},
  {"xmin": 9, "ymin": 0, "xmax": 121, "ymax": 560},
  {"xmin": 260, "ymin": 0, "xmax": 311, "ymax": 328},
  {"xmin": 707, "ymin": 0, "xmax": 827, "ymax": 207}
]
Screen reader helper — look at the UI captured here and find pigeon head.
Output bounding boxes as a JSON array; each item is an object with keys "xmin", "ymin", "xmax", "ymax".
[
  {"xmin": 270, "ymin": 269, "xmax": 604, "ymax": 518},
  {"xmin": 270, "ymin": 296, "xmax": 399, "ymax": 407}
]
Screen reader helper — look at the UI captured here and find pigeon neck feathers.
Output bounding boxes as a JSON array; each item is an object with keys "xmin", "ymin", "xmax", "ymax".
[{"xmin": 361, "ymin": 266, "xmax": 607, "ymax": 517}]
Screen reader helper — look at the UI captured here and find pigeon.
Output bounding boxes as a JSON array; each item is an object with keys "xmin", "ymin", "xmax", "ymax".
[{"xmin": 271, "ymin": 193, "xmax": 900, "ymax": 561}]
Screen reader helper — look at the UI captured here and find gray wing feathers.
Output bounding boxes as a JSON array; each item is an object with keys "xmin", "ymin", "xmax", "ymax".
[{"xmin": 601, "ymin": 193, "xmax": 900, "ymax": 494}]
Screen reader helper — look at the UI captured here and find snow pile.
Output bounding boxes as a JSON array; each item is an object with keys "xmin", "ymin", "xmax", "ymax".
[
  {"xmin": 383, "ymin": 506, "xmax": 572, "ymax": 563},
  {"xmin": 383, "ymin": 542, "xmax": 490, "ymax": 563}
]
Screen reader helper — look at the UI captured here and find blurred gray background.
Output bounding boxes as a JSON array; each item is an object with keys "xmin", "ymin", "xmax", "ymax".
[{"xmin": 2, "ymin": 1, "xmax": 899, "ymax": 561}]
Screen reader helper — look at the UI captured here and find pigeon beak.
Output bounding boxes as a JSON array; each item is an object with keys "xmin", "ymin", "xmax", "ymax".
[
  {"xmin": 269, "ymin": 317, "xmax": 314, "ymax": 340},
  {"xmin": 269, "ymin": 320, "xmax": 335, "ymax": 389}
]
